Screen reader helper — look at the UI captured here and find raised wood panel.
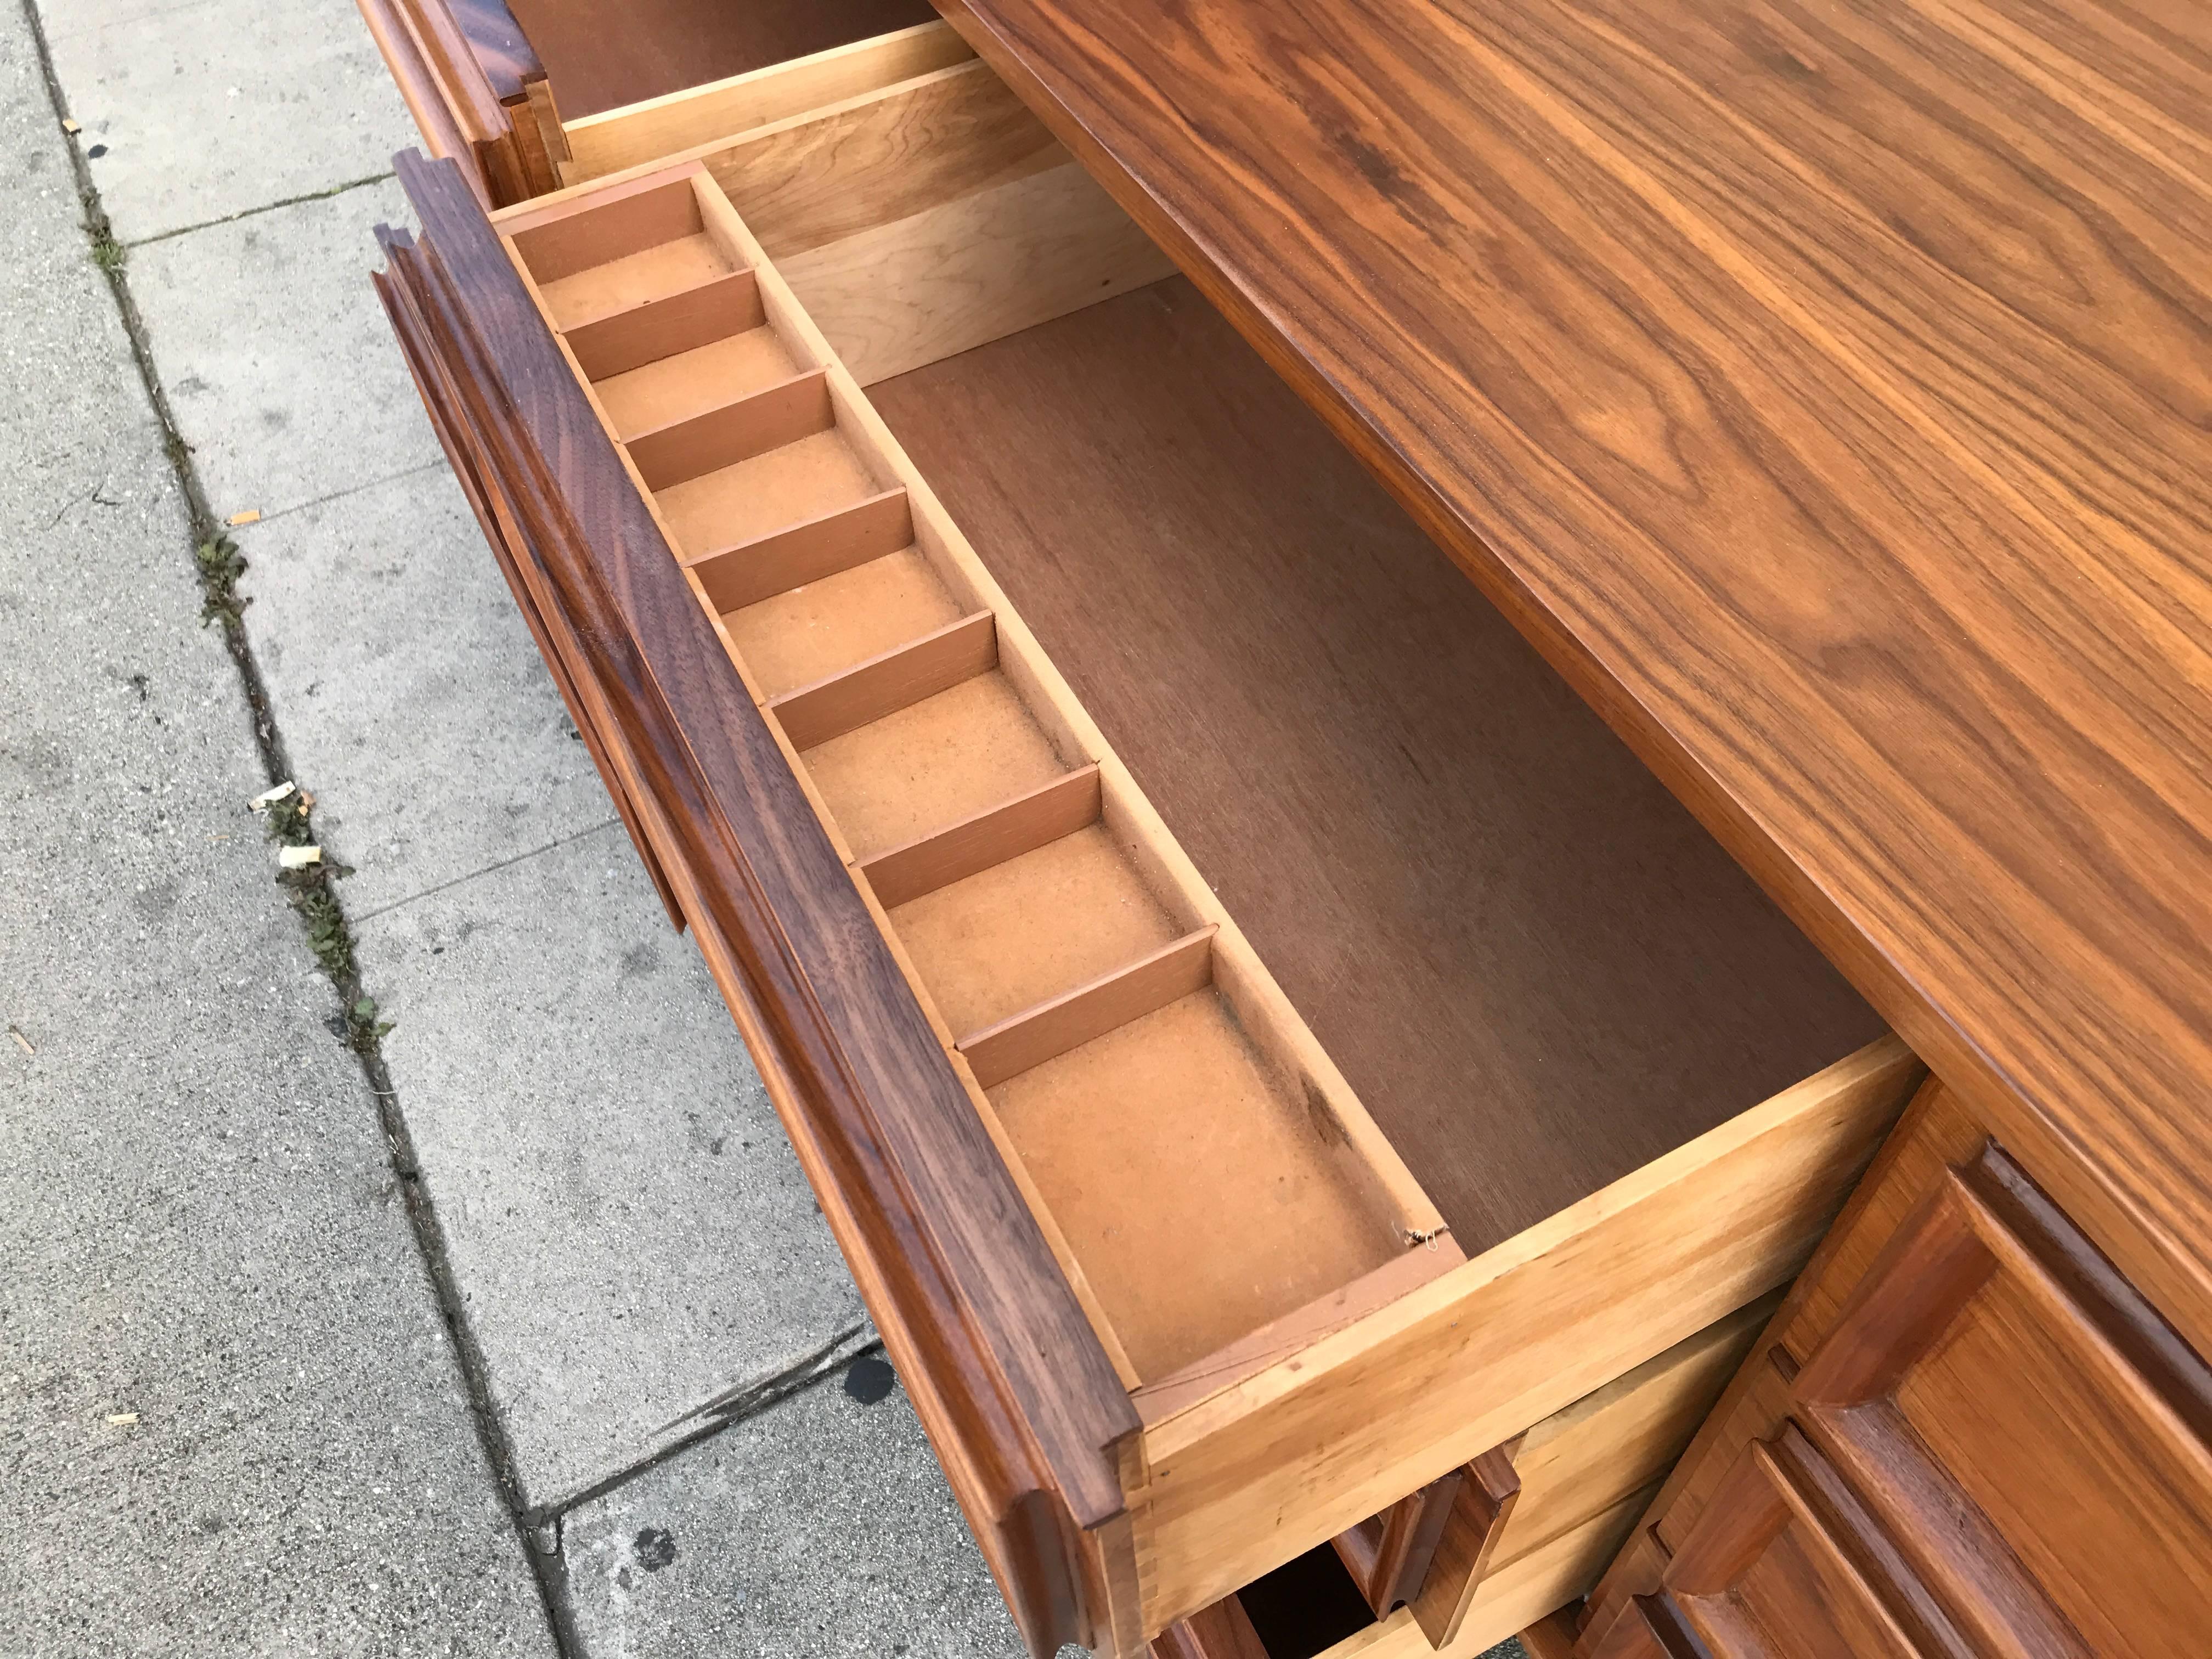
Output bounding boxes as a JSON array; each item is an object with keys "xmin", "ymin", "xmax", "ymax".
[
  {"xmin": 1790, "ymin": 1144, "xmax": 2212, "ymax": 1659},
  {"xmin": 1660, "ymin": 1428, "xmax": 1929, "ymax": 1659},
  {"xmin": 1597, "ymin": 1108, "xmax": 2212, "ymax": 1659}
]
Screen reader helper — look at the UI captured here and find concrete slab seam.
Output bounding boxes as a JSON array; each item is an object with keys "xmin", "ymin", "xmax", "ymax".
[
  {"xmin": 122, "ymin": 168, "xmax": 396, "ymax": 249},
  {"xmin": 348, "ymin": 814, "xmax": 628, "ymax": 928}
]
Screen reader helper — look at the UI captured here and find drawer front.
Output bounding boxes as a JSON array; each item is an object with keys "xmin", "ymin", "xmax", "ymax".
[
  {"xmin": 374, "ymin": 150, "xmax": 1139, "ymax": 1658},
  {"xmin": 357, "ymin": 0, "xmax": 562, "ymax": 206},
  {"xmin": 1584, "ymin": 1080, "xmax": 2212, "ymax": 1658}
]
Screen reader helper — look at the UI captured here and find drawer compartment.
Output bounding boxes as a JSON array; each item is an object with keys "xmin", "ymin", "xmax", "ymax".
[
  {"xmin": 374, "ymin": 63, "xmax": 1922, "ymax": 1655},
  {"xmin": 354, "ymin": 1, "xmax": 957, "ymax": 206}
]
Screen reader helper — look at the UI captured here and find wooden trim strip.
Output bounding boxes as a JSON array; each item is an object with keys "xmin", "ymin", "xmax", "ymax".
[
  {"xmin": 381, "ymin": 153, "xmax": 1134, "ymax": 1656},
  {"xmin": 1149, "ymin": 1595, "xmax": 1271, "ymax": 1659},
  {"xmin": 860, "ymin": 764, "xmax": 1102, "ymax": 910},
  {"xmin": 958, "ymin": 927, "xmax": 1217, "ymax": 1090},
  {"xmin": 625, "ymin": 368, "xmax": 833, "ymax": 491},
  {"xmin": 563, "ymin": 267, "xmax": 763, "ymax": 383},
  {"xmin": 1409, "ymin": 1446, "xmax": 1524, "ymax": 1644},
  {"xmin": 687, "ymin": 487, "xmax": 913, "ymax": 613},
  {"xmin": 560, "ymin": 20, "xmax": 975, "ymax": 185},
  {"xmin": 768, "ymin": 609, "xmax": 998, "ymax": 750},
  {"xmin": 509, "ymin": 174, "xmax": 700, "ymax": 283},
  {"xmin": 1133, "ymin": 1244, "xmax": 1464, "ymax": 1426}
]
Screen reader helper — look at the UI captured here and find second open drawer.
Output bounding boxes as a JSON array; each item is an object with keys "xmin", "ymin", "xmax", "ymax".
[{"xmin": 373, "ymin": 67, "xmax": 1922, "ymax": 1658}]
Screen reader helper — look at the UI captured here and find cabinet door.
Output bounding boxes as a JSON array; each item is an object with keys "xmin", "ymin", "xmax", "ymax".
[
  {"xmin": 1785, "ymin": 1141, "xmax": 2212, "ymax": 1658},
  {"xmin": 1583, "ymin": 1085, "xmax": 2212, "ymax": 1659},
  {"xmin": 1644, "ymin": 1425, "xmax": 1932, "ymax": 1659}
]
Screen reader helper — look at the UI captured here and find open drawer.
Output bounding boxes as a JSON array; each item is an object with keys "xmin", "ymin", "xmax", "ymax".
[
  {"xmin": 368, "ymin": 65, "xmax": 1923, "ymax": 1656},
  {"xmin": 355, "ymin": 0, "xmax": 967, "ymax": 205}
]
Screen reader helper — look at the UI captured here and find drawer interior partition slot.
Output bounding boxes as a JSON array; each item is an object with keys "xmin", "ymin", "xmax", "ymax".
[
  {"xmin": 659, "ymin": 422, "xmax": 879, "ymax": 556},
  {"xmin": 767, "ymin": 608, "xmax": 998, "ymax": 749},
  {"xmin": 800, "ymin": 673, "xmax": 1074, "ymax": 856},
  {"xmin": 985, "ymin": 985, "xmax": 1401, "ymax": 1383},
  {"xmin": 958, "ymin": 925, "xmax": 1217, "ymax": 1089},
  {"xmin": 689, "ymin": 488, "xmax": 914, "ymax": 611},
  {"xmin": 565, "ymin": 269, "xmax": 766, "ymax": 383},
  {"xmin": 508, "ymin": 174, "xmax": 707, "ymax": 282},
  {"xmin": 535, "ymin": 227, "xmax": 738, "ymax": 331},
  {"xmin": 859, "ymin": 764, "xmax": 1104, "ymax": 909},
  {"xmin": 890, "ymin": 814, "xmax": 1183, "ymax": 1039},
  {"xmin": 625, "ymin": 367, "xmax": 833, "ymax": 490},
  {"xmin": 497, "ymin": 158, "xmax": 1446, "ymax": 1404}
]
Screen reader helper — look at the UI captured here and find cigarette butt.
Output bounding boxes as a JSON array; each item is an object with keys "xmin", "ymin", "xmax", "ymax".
[
  {"xmin": 62, "ymin": 118, "xmax": 81, "ymax": 134},
  {"xmin": 7, "ymin": 1027, "xmax": 32, "ymax": 1056},
  {"xmin": 278, "ymin": 845, "xmax": 323, "ymax": 869},
  {"xmin": 227, "ymin": 509, "xmax": 261, "ymax": 527},
  {"xmin": 249, "ymin": 780, "xmax": 296, "ymax": 811},
  {"xmin": 106, "ymin": 1412, "xmax": 138, "ymax": 1426}
]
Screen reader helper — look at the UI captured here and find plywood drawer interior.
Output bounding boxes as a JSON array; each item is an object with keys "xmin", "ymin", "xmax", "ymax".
[{"xmin": 479, "ymin": 63, "xmax": 1926, "ymax": 1640}]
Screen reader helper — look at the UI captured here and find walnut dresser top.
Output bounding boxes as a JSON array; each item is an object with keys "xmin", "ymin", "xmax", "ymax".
[{"xmin": 933, "ymin": 0, "xmax": 2212, "ymax": 1334}]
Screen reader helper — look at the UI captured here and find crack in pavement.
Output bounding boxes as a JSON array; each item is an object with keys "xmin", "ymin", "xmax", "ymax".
[{"xmin": 121, "ymin": 170, "xmax": 397, "ymax": 248}]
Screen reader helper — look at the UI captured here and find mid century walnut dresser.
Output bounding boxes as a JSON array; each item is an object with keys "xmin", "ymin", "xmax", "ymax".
[{"xmin": 357, "ymin": 3, "xmax": 2212, "ymax": 1656}]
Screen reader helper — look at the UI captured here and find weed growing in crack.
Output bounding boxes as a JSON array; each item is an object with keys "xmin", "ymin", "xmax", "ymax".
[
  {"xmin": 347, "ymin": 995, "xmax": 396, "ymax": 1053},
  {"xmin": 80, "ymin": 188, "xmax": 125, "ymax": 275},
  {"xmin": 195, "ymin": 534, "xmax": 248, "ymax": 627},
  {"xmin": 255, "ymin": 785, "xmax": 390, "ymax": 1046},
  {"xmin": 285, "ymin": 869, "xmax": 354, "ymax": 977}
]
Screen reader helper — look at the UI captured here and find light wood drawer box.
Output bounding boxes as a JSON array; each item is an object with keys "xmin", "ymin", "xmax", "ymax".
[{"xmin": 367, "ymin": 41, "xmax": 1925, "ymax": 1657}]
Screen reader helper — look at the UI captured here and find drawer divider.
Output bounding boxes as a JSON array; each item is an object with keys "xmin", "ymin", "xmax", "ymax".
[
  {"xmin": 563, "ymin": 268, "xmax": 764, "ymax": 381},
  {"xmin": 860, "ymin": 765, "xmax": 1103, "ymax": 909},
  {"xmin": 958, "ymin": 926, "xmax": 1217, "ymax": 1089},
  {"xmin": 625, "ymin": 366, "xmax": 833, "ymax": 490},
  {"xmin": 768, "ymin": 609, "xmax": 998, "ymax": 749},
  {"xmin": 507, "ymin": 173, "xmax": 703, "ymax": 281},
  {"xmin": 686, "ymin": 487, "xmax": 914, "ymax": 612}
]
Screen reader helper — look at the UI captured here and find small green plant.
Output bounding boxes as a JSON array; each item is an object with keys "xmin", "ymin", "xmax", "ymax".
[
  {"xmin": 347, "ymin": 995, "xmax": 395, "ymax": 1053},
  {"xmin": 290, "ymin": 878, "xmax": 354, "ymax": 978},
  {"xmin": 195, "ymin": 534, "xmax": 248, "ymax": 627},
  {"xmin": 89, "ymin": 228, "xmax": 125, "ymax": 274}
]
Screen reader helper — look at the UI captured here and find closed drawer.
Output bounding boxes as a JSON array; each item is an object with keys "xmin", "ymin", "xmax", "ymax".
[
  {"xmin": 1148, "ymin": 1297, "xmax": 1770, "ymax": 1659},
  {"xmin": 370, "ymin": 70, "xmax": 1921, "ymax": 1656}
]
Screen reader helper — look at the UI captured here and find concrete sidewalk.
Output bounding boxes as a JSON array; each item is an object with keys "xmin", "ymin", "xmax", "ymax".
[{"xmin": 5, "ymin": 0, "xmax": 1029, "ymax": 1651}]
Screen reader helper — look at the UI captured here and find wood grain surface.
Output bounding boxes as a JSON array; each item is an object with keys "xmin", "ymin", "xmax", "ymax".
[
  {"xmin": 377, "ymin": 151, "xmax": 1134, "ymax": 1655},
  {"xmin": 506, "ymin": 0, "xmax": 937, "ymax": 116},
  {"xmin": 933, "ymin": 0, "xmax": 2212, "ymax": 1337},
  {"xmin": 871, "ymin": 278, "xmax": 1886, "ymax": 1251}
]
